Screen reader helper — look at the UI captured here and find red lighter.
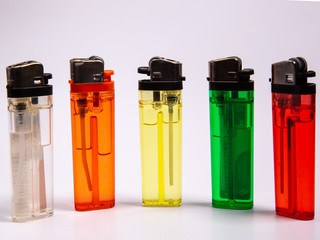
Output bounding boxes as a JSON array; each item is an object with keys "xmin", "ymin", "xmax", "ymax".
[{"xmin": 271, "ymin": 57, "xmax": 316, "ymax": 220}]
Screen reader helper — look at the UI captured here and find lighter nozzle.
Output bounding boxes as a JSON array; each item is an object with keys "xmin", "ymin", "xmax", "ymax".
[{"xmin": 272, "ymin": 57, "xmax": 315, "ymax": 86}]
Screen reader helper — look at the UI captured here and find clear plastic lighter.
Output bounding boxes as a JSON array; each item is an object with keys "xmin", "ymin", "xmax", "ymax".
[{"xmin": 6, "ymin": 61, "xmax": 53, "ymax": 222}]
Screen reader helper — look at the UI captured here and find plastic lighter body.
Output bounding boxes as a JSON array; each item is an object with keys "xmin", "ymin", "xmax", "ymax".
[
  {"xmin": 6, "ymin": 61, "xmax": 53, "ymax": 222},
  {"xmin": 271, "ymin": 57, "xmax": 316, "ymax": 220},
  {"xmin": 69, "ymin": 56, "xmax": 115, "ymax": 211},
  {"xmin": 208, "ymin": 57, "xmax": 254, "ymax": 209},
  {"xmin": 138, "ymin": 57, "xmax": 185, "ymax": 207}
]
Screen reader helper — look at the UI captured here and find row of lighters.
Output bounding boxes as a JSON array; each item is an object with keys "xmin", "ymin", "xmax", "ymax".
[{"xmin": 6, "ymin": 56, "xmax": 316, "ymax": 222}]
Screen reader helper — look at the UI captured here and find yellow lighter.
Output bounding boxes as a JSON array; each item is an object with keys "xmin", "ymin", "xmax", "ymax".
[{"xmin": 138, "ymin": 57, "xmax": 185, "ymax": 207}]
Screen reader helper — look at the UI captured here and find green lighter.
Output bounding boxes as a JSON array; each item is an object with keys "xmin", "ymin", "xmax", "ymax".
[{"xmin": 208, "ymin": 57, "xmax": 254, "ymax": 209}]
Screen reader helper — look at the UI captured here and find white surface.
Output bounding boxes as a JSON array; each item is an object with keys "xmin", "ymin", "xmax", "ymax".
[{"xmin": 0, "ymin": 0, "xmax": 320, "ymax": 239}]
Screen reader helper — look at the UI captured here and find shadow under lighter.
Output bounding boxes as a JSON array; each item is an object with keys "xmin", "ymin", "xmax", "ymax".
[
  {"xmin": 138, "ymin": 57, "xmax": 185, "ymax": 207},
  {"xmin": 271, "ymin": 57, "xmax": 316, "ymax": 220},
  {"xmin": 6, "ymin": 61, "xmax": 53, "ymax": 222},
  {"xmin": 69, "ymin": 56, "xmax": 115, "ymax": 211},
  {"xmin": 208, "ymin": 57, "xmax": 254, "ymax": 210}
]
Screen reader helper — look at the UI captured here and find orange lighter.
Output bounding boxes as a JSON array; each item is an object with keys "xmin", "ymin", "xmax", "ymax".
[{"xmin": 69, "ymin": 56, "xmax": 115, "ymax": 211}]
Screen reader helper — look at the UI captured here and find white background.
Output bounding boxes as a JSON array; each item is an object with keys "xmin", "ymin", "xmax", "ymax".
[{"xmin": 0, "ymin": 0, "xmax": 320, "ymax": 239}]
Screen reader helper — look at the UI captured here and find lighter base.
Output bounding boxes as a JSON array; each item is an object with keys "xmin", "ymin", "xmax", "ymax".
[
  {"xmin": 276, "ymin": 208, "xmax": 314, "ymax": 220},
  {"xmin": 75, "ymin": 200, "xmax": 115, "ymax": 211},
  {"xmin": 143, "ymin": 199, "xmax": 181, "ymax": 207},
  {"xmin": 212, "ymin": 200, "xmax": 253, "ymax": 210},
  {"xmin": 12, "ymin": 208, "xmax": 53, "ymax": 223}
]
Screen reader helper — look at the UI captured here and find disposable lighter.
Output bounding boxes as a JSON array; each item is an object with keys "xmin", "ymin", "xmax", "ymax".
[
  {"xmin": 271, "ymin": 57, "xmax": 316, "ymax": 220},
  {"xmin": 6, "ymin": 61, "xmax": 53, "ymax": 222},
  {"xmin": 138, "ymin": 57, "xmax": 185, "ymax": 207},
  {"xmin": 69, "ymin": 56, "xmax": 115, "ymax": 211},
  {"xmin": 208, "ymin": 57, "xmax": 254, "ymax": 209}
]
